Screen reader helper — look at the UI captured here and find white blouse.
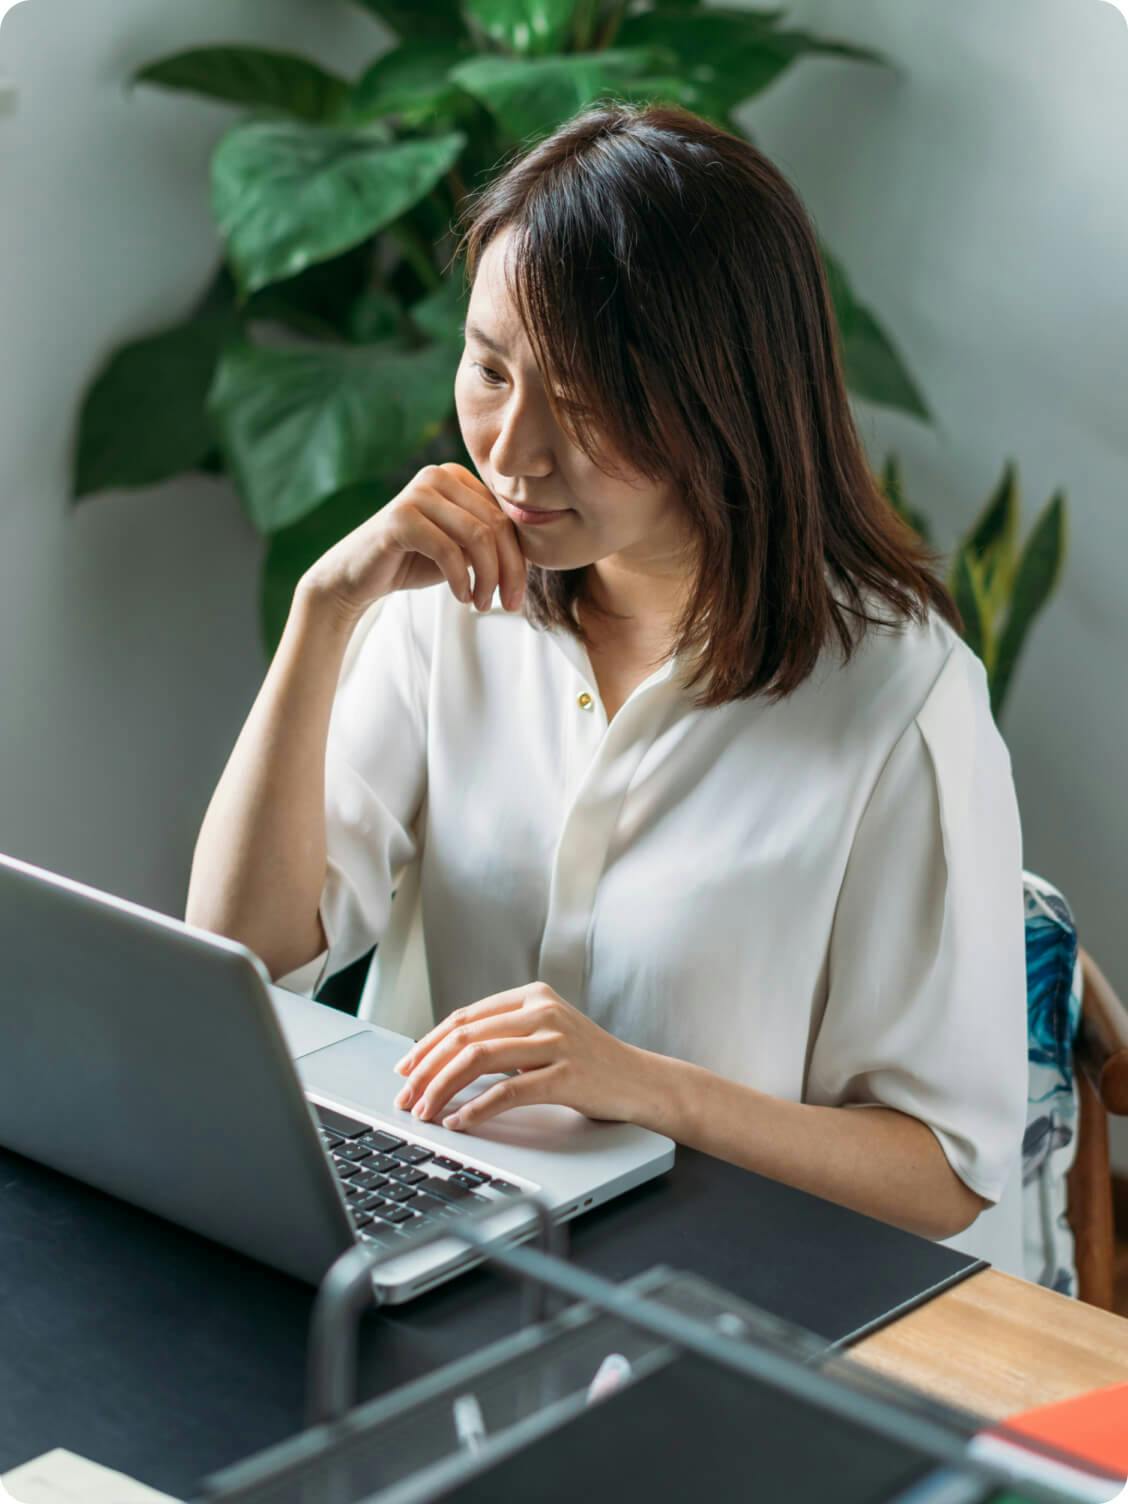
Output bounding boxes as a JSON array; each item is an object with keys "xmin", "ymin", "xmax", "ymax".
[{"xmin": 276, "ymin": 575, "xmax": 1030, "ymax": 1275}]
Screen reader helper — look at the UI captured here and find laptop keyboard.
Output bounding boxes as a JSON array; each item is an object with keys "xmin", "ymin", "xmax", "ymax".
[{"xmin": 313, "ymin": 1102, "xmax": 526, "ymax": 1255}]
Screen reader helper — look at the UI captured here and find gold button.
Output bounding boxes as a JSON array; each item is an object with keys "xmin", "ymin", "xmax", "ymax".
[{"xmin": 577, "ymin": 692, "xmax": 594, "ymax": 710}]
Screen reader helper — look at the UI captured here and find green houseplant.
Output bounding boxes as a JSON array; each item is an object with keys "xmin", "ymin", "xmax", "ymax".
[
  {"xmin": 73, "ymin": 0, "xmax": 936, "ymax": 656},
  {"xmin": 880, "ymin": 454, "xmax": 1068, "ymax": 723}
]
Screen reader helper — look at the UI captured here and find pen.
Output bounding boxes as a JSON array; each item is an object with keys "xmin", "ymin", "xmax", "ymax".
[
  {"xmin": 585, "ymin": 1352, "xmax": 633, "ymax": 1404},
  {"xmin": 453, "ymin": 1391, "xmax": 487, "ymax": 1454}
]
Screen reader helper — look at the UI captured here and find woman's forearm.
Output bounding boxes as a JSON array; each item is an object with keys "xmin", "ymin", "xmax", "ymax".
[
  {"xmin": 623, "ymin": 1045, "xmax": 990, "ymax": 1241},
  {"xmin": 185, "ymin": 581, "xmax": 360, "ymax": 980}
]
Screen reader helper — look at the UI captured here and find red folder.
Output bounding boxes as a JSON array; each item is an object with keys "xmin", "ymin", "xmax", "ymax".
[{"xmin": 990, "ymin": 1381, "xmax": 1128, "ymax": 1479}]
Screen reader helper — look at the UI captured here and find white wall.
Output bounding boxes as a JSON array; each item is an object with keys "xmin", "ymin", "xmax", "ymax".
[
  {"xmin": 737, "ymin": 0, "xmax": 1128, "ymax": 1168},
  {"xmin": 2, "ymin": 0, "xmax": 1126, "ymax": 1169},
  {"xmin": 0, "ymin": 1, "xmax": 381, "ymax": 913}
]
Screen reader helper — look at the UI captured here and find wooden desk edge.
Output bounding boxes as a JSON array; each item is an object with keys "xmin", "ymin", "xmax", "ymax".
[{"xmin": 848, "ymin": 1266, "xmax": 1128, "ymax": 1421}]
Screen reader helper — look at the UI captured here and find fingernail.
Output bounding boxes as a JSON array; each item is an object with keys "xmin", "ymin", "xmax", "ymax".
[
  {"xmin": 393, "ymin": 1056, "xmax": 410, "ymax": 1074},
  {"xmin": 395, "ymin": 1085, "xmax": 412, "ymax": 1109},
  {"xmin": 443, "ymin": 1114, "xmax": 462, "ymax": 1130}
]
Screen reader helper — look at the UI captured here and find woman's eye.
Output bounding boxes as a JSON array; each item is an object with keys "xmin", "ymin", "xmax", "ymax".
[{"xmin": 471, "ymin": 363, "xmax": 591, "ymax": 420}]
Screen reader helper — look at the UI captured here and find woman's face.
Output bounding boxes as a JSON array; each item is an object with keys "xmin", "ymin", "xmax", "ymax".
[{"xmin": 454, "ymin": 229, "xmax": 693, "ymax": 600}]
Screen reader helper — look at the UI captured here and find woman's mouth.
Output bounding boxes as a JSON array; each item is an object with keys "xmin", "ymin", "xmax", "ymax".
[{"xmin": 501, "ymin": 498, "xmax": 573, "ymax": 526}]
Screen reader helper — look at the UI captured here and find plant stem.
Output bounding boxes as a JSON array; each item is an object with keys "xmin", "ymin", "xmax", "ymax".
[
  {"xmin": 571, "ymin": 0, "xmax": 601, "ymax": 51},
  {"xmin": 593, "ymin": 0, "xmax": 631, "ymax": 51},
  {"xmin": 388, "ymin": 218, "xmax": 442, "ymax": 292}
]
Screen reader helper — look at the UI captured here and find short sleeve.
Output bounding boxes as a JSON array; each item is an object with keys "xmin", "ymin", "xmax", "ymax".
[
  {"xmin": 273, "ymin": 588, "xmax": 428, "ymax": 996},
  {"xmin": 805, "ymin": 645, "xmax": 1027, "ymax": 1205}
]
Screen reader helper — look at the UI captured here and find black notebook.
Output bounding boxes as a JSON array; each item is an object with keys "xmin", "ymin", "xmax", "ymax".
[{"xmin": 0, "ymin": 1140, "xmax": 984, "ymax": 1499}]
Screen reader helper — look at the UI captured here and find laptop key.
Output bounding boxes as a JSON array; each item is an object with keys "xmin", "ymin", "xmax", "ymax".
[
  {"xmin": 350, "ymin": 1211, "xmax": 375, "ymax": 1229},
  {"xmin": 331, "ymin": 1159, "xmax": 362, "ymax": 1180},
  {"xmin": 313, "ymin": 1104, "xmax": 371, "ymax": 1139},
  {"xmin": 383, "ymin": 1184, "xmax": 417, "ymax": 1203},
  {"xmin": 352, "ymin": 1170, "xmax": 386, "ymax": 1191},
  {"xmin": 358, "ymin": 1130, "xmax": 406, "ymax": 1153},
  {"xmin": 371, "ymin": 1153, "xmax": 401, "ymax": 1173},
  {"xmin": 319, "ymin": 1130, "xmax": 344, "ymax": 1149},
  {"xmin": 387, "ymin": 1165, "xmax": 427, "ymax": 1185},
  {"xmin": 431, "ymin": 1155, "xmax": 464, "ymax": 1172},
  {"xmin": 449, "ymin": 1171, "xmax": 489, "ymax": 1190},
  {"xmin": 489, "ymin": 1179, "xmax": 520, "ymax": 1195},
  {"xmin": 411, "ymin": 1191, "xmax": 454, "ymax": 1218},
  {"xmin": 375, "ymin": 1203, "xmax": 414, "ymax": 1224},
  {"xmin": 392, "ymin": 1145, "xmax": 434, "ymax": 1165},
  {"xmin": 426, "ymin": 1178, "xmax": 487, "ymax": 1205},
  {"xmin": 338, "ymin": 1144, "xmax": 374, "ymax": 1162}
]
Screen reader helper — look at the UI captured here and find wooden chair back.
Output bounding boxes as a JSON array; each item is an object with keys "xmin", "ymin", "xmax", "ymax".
[{"xmin": 1066, "ymin": 946, "xmax": 1128, "ymax": 1308}]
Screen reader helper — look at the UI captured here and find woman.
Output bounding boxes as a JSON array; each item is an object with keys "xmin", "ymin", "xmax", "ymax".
[{"xmin": 189, "ymin": 103, "xmax": 1028, "ymax": 1273}]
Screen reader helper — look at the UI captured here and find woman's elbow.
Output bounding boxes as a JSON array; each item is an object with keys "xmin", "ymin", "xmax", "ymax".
[{"xmin": 941, "ymin": 1181, "xmax": 994, "ymax": 1238}]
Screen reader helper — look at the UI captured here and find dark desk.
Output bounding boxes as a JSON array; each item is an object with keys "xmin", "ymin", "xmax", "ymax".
[{"xmin": 0, "ymin": 1141, "xmax": 980, "ymax": 1498}]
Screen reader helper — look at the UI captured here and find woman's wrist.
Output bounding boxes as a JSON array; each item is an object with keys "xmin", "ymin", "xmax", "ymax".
[{"xmin": 621, "ymin": 1041, "xmax": 698, "ymax": 1140}]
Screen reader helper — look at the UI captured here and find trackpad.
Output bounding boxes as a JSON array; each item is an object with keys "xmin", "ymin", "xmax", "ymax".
[{"xmin": 295, "ymin": 1030, "xmax": 662, "ymax": 1192}]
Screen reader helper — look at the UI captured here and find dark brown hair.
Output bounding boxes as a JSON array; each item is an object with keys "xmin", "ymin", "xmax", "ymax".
[{"xmin": 450, "ymin": 100, "xmax": 961, "ymax": 707}]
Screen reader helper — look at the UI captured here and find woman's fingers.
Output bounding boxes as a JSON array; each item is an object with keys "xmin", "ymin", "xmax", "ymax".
[
  {"xmin": 441, "ymin": 1066, "xmax": 566, "ymax": 1132},
  {"xmin": 393, "ymin": 988, "xmax": 533, "ymax": 1077},
  {"xmin": 407, "ymin": 1035, "xmax": 557, "ymax": 1124},
  {"xmin": 394, "ymin": 1006, "xmax": 545, "ymax": 1108},
  {"xmin": 429, "ymin": 465, "xmax": 528, "ymax": 610}
]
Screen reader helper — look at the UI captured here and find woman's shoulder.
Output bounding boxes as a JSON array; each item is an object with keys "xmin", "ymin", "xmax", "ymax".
[{"xmin": 807, "ymin": 581, "xmax": 986, "ymax": 746}]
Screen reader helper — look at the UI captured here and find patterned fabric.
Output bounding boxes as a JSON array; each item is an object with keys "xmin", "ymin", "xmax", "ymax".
[{"xmin": 1021, "ymin": 870, "xmax": 1083, "ymax": 1296}]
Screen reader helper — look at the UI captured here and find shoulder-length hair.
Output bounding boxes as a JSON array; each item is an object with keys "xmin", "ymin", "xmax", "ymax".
[{"xmin": 449, "ymin": 100, "xmax": 961, "ymax": 708}]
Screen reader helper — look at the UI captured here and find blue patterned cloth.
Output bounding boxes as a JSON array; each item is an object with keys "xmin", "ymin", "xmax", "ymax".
[{"xmin": 1021, "ymin": 871, "xmax": 1083, "ymax": 1296}]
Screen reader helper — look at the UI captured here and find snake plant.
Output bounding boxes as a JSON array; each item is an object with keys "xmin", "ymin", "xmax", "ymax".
[{"xmin": 881, "ymin": 454, "xmax": 1068, "ymax": 723}]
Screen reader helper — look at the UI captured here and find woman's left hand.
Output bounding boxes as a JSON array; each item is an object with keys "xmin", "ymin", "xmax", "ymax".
[{"xmin": 391, "ymin": 982, "xmax": 651, "ymax": 1132}]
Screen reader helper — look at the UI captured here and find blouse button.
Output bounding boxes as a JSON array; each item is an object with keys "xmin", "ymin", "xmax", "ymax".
[{"xmin": 577, "ymin": 691, "xmax": 594, "ymax": 711}]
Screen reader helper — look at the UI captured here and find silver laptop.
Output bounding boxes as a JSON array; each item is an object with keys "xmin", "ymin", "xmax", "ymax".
[{"xmin": 0, "ymin": 850, "xmax": 675, "ymax": 1303}]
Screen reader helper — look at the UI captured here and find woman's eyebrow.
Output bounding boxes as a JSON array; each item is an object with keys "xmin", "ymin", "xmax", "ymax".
[{"xmin": 462, "ymin": 321, "xmax": 509, "ymax": 355}]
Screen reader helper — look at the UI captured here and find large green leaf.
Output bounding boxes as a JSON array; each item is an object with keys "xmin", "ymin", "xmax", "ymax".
[
  {"xmin": 463, "ymin": 0, "xmax": 583, "ymax": 57},
  {"xmin": 617, "ymin": 8, "xmax": 889, "ymax": 117},
  {"xmin": 448, "ymin": 46, "xmax": 693, "ymax": 144},
  {"xmin": 206, "ymin": 335, "xmax": 461, "ymax": 531},
  {"xmin": 409, "ymin": 274, "xmax": 470, "ymax": 342},
  {"xmin": 347, "ymin": 0, "xmax": 468, "ymax": 43},
  {"xmin": 340, "ymin": 39, "xmax": 477, "ymax": 128},
  {"xmin": 131, "ymin": 47, "xmax": 349, "ymax": 124},
  {"xmin": 261, "ymin": 478, "xmax": 391, "ymax": 655},
  {"xmin": 243, "ymin": 240, "xmax": 377, "ymax": 342},
  {"xmin": 347, "ymin": 288, "xmax": 406, "ymax": 342},
  {"xmin": 212, "ymin": 121, "xmax": 466, "ymax": 298},
  {"xmin": 819, "ymin": 243, "xmax": 930, "ymax": 421},
  {"xmin": 72, "ymin": 303, "xmax": 243, "ymax": 500},
  {"xmin": 992, "ymin": 492, "xmax": 1067, "ymax": 719}
]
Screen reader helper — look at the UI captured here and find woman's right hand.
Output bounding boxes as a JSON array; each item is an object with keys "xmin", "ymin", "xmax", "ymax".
[{"xmin": 299, "ymin": 462, "xmax": 530, "ymax": 623}]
